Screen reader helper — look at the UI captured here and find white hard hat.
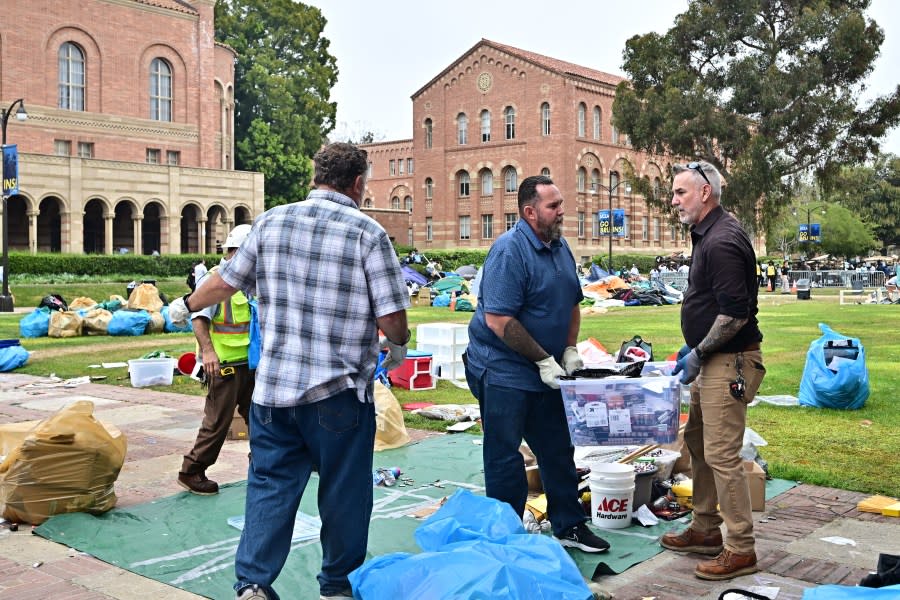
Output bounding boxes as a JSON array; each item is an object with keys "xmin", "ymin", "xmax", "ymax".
[{"xmin": 223, "ymin": 224, "xmax": 252, "ymax": 249}]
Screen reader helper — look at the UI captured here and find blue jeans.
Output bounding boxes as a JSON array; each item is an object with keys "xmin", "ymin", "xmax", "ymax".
[
  {"xmin": 233, "ymin": 390, "xmax": 376, "ymax": 598},
  {"xmin": 466, "ymin": 367, "xmax": 585, "ymax": 536}
]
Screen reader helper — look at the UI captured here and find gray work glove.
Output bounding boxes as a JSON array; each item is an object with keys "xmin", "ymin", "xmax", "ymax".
[
  {"xmin": 672, "ymin": 347, "xmax": 703, "ymax": 385},
  {"xmin": 561, "ymin": 345, "xmax": 584, "ymax": 375},
  {"xmin": 380, "ymin": 335, "xmax": 409, "ymax": 373},
  {"xmin": 168, "ymin": 296, "xmax": 191, "ymax": 327},
  {"xmin": 535, "ymin": 356, "xmax": 566, "ymax": 389}
]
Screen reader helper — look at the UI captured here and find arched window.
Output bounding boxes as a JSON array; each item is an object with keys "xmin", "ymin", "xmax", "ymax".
[
  {"xmin": 457, "ymin": 113, "xmax": 468, "ymax": 145},
  {"xmin": 593, "ymin": 106, "xmax": 601, "ymax": 139},
  {"xmin": 480, "ymin": 169, "xmax": 493, "ymax": 196},
  {"xmin": 577, "ymin": 103, "xmax": 586, "ymax": 137},
  {"xmin": 610, "ymin": 171, "xmax": 620, "ymax": 193},
  {"xmin": 424, "ymin": 118, "xmax": 433, "ymax": 149},
  {"xmin": 458, "ymin": 171, "xmax": 470, "ymax": 197},
  {"xmin": 404, "ymin": 196, "xmax": 413, "ymax": 211},
  {"xmin": 591, "ymin": 169, "xmax": 601, "ymax": 192},
  {"xmin": 541, "ymin": 102, "xmax": 551, "ymax": 136},
  {"xmin": 576, "ymin": 167, "xmax": 586, "ymax": 192},
  {"xmin": 58, "ymin": 42, "xmax": 85, "ymax": 111},
  {"xmin": 504, "ymin": 106, "xmax": 516, "ymax": 140},
  {"xmin": 503, "ymin": 167, "xmax": 518, "ymax": 193},
  {"xmin": 363, "ymin": 198, "xmax": 372, "ymax": 208},
  {"xmin": 425, "ymin": 177, "xmax": 433, "ymax": 199},
  {"xmin": 611, "ymin": 124, "xmax": 619, "ymax": 144},
  {"xmin": 150, "ymin": 58, "xmax": 173, "ymax": 121},
  {"xmin": 541, "ymin": 167, "xmax": 551, "ymax": 177},
  {"xmin": 391, "ymin": 196, "xmax": 400, "ymax": 209},
  {"xmin": 653, "ymin": 177, "xmax": 662, "ymax": 199},
  {"xmin": 481, "ymin": 110, "xmax": 491, "ymax": 142}
]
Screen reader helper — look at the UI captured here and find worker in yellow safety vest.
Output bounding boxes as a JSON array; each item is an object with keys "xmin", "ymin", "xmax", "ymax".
[{"xmin": 178, "ymin": 224, "xmax": 255, "ymax": 495}]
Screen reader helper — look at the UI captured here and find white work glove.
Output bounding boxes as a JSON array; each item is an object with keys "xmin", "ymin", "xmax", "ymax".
[
  {"xmin": 379, "ymin": 334, "xmax": 409, "ymax": 372},
  {"xmin": 168, "ymin": 295, "xmax": 191, "ymax": 327},
  {"xmin": 561, "ymin": 345, "xmax": 584, "ymax": 375},
  {"xmin": 535, "ymin": 356, "xmax": 566, "ymax": 389}
]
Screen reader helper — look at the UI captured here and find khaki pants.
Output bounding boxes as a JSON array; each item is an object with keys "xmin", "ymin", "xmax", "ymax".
[{"xmin": 684, "ymin": 349, "xmax": 765, "ymax": 554}]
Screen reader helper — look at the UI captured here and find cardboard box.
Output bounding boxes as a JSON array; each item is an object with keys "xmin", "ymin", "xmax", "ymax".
[
  {"xmin": 227, "ymin": 411, "xmax": 248, "ymax": 441},
  {"xmin": 744, "ymin": 460, "xmax": 766, "ymax": 511},
  {"xmin": 559, "ymin": 374, "xmax": 681, "ymax": 446}
]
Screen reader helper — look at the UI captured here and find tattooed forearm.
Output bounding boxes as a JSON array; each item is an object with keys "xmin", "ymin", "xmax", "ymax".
[
  {"xmin": 502, "ymin": 318, "xmax": 548, "ymax": 362},
  {"xmin": 697, "ymin": 315, "xmax": 747, "ymax": 355}
]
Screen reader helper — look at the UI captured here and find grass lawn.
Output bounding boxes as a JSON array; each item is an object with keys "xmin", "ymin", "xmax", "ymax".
[{"xmin": 1, "ymin": 286, "xmax": 898, "ymax": 498}]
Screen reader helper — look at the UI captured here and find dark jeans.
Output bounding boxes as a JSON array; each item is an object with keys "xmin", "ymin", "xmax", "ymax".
[
  {"xmin": 466, "ymin": 366, "xmax": 585, "ymax": 536},
  {"xmin": 233, "ymin": 390, "xmax": 376, "ymax": 598},
  {"xmin": 181, "ymin": 363, "xmax": 253, "ymax": 475}
]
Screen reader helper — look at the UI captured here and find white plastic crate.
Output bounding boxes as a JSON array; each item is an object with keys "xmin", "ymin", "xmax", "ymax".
[
  {"xmin": 559, "ymin": 373, "xmax": 681, "ymax": 446},
  {"xmin": 128, "ymin": 358, "xmax": 176, "ymax": 387},
  {"xmin": 416, "ymin": 341, "xmax": 467, "ymax": 362},
  {"xmin": 433, "ymin": 359, "xmax": 466, "ymax": 380},
  {"xmin": 416, "ymin": 323, "xmax": 469, "ymax": 346}
]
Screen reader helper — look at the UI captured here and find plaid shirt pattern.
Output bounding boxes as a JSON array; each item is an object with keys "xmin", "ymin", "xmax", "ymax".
[{"xmin": 218, "ymin": 189, "xmax": 409, "ymax": 406}]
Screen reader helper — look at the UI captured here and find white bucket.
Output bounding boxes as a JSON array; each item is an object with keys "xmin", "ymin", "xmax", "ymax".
[{"xmin": 589, "ymin": 463, "xmax": 636, "ymax": 529}]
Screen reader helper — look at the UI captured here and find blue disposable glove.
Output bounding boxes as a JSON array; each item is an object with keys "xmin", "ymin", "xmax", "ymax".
[
  {"xmin": 676, "ymin": 343, "xmax": 691, "ymax": 361},
  {"xmin": 672, "ymin": 347, "xmax": 703, "ymax": 384}
]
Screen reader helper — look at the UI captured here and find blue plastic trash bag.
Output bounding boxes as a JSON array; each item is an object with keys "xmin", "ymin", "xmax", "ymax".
[
  {"xmin": 0, "ymin": 340, "xmax": 29, "ymax": 372},
  {"xmin": 248, "ymin": 298, "xmax": 260, "ymax": 369},
  {"xmin": 803, "ymin": 584, "xmax": 900, "ymax": 599},
  {"xmin": 19, "ymin": 307, "xmax": 51, "ymax": 338},
  {"xmin": 108, "ymin": 310, "xmax": 151, "ymax": 336},
  {"xmin": 349, "ymin": 489, "xmax": 593, "ymax": 600},
  {"xmin": 799, "ymin": 323, "xmax": 869, "ymax": 410},
  {"xmin": 432, "ymin": 292, "xmax": 451, "ymax": 307},
  {"xmin": 161, "ymin": 306, "xmax": 193, "ymax": 333}
]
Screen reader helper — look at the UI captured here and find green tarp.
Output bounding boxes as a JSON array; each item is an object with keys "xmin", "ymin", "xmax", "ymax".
[{"xmin": 34, "ymin": 436, "xmax": 797, "ymax": 599}]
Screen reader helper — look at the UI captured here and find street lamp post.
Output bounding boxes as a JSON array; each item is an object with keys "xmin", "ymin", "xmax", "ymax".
[
  {"xmin": 1, "ymin": 98, "xmax": 28, "ymax": 312},
  {"xmin": 792, "ymin": 204, "xmax": 825, "ymax": 259},
  {"xmin": 592, "ymin": 174, "xmax": 631, "ymax": 273}
]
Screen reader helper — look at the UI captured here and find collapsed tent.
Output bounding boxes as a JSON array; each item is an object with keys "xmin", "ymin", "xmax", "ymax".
[{"xmin": 401, "ymin": 266, "xmax": 428, "ymax": 286}]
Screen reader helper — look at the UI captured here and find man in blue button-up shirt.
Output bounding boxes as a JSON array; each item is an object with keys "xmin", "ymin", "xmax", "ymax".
[{"xmin": 465, "ymin": 175, "xmax": 610, "ymax": 554}]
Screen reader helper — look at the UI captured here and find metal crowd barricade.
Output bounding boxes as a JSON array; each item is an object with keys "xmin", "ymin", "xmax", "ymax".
[
  {"xmin": 659, "ymin": 272, "xmax": 689, "ymax": 291},
  {"xmin": 788, "ymin": 270, "xmax": 885, "ymax": 288}
]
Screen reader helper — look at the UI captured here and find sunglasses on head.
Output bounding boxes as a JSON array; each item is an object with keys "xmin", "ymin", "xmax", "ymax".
[{"xmin": 686, "ymin": 162, "xmax": 711, "ymax": 186}]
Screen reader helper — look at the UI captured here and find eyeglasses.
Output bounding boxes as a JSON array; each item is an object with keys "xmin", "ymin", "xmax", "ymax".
[{"xmin": 686, "ymin": 162, "xmax": 711, "ymax": 187}]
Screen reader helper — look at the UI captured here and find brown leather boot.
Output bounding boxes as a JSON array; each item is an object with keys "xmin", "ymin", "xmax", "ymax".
[
  {"xmin": 177, "ymin": 472, "xmax": 219, "ymax": 495},
  {"xmin": 659, "ymin": 527, "xmax": 723, "ymax": 555},
  {"xmin": 695, "ymin": 548, "xmax": 758, "ymax": 580}
]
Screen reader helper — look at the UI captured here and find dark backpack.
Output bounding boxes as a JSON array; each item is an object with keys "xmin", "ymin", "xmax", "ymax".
[
  {"xmin": 186, "ymin": 269, "xmax": 196, "ymax": 290},
  {"xmin": 38, "ymin": 293, "xmax": 68, "ymax": 312}
]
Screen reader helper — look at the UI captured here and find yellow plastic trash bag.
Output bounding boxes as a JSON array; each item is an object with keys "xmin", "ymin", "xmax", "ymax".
[
  {"xmin": 374, "ymin": 381, "xmax": 411, "ymax": 451},
  {"xmin": 0, "ymin": 400, "xmax": 127, "ymax": 525},
  {"xmin": 48, "ymin": 310, "xmax": 83, "ymax": 338},
  {"xmin": 68, "ymin": 296, "xmax": 97, "ymax": 310},
  {"xmin": 82, "ymin": 308, "xmax": 113, "ymax": 336},
  {"xmin": 128, "ymin": 283, "xmax": 163, "ymax": 312}
]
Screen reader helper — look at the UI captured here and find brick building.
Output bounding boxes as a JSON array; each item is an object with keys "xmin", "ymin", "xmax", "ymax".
[
  {"xmin": 0, "ymin": 0, "xmax": 264, "ymax": 256},
  {"xmin": 363, "ymin": 39, "xmax": 698, "ymax": 264}
]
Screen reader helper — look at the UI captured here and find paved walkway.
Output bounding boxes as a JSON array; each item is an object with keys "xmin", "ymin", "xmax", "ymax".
[{"xmin": 1, "ymin": 372, "xmax": 897, "ymax": 599}]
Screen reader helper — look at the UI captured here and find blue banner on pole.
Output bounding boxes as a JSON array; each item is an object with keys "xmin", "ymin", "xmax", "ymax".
[
  {"xmin": 809, "ymin": 223, "xmax": 821, "ymax": 243},
  {"xmin": 2, "ymin": 144, "xmax": 18, "ymax": 197},
  {"xmin": 799, "ymin": 223, "xmax": 822, "ymax": 243},
  {"xmin": 598, "ymin": 209, "xmax": 625, "ymax": 238}
]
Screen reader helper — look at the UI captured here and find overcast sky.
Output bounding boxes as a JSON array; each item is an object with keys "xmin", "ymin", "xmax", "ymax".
[{"xmin": 310, "ymin": 0, "xmax": 900, "ymax": 156}]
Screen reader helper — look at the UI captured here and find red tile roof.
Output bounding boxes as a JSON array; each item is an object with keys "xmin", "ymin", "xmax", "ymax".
[
  {"xmin": 133, "ymin": 0, "xmax": 198, "ymax": 16},
  {"xmin": 485, "ymin": 39, "xmax": 625, "ymax": 86}
]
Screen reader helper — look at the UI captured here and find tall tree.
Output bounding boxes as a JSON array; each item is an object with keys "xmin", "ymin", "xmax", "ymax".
[
  {"xmin": 216, "ymin": 0, "xmax": 338, "ymax": 208},
  {"xmin": 612, "ymin": 0, "xmax": 900, "ymax": 232},
  {"xmin": 828, "ymin": 154, "xmax": 900, "ymax": 250}
]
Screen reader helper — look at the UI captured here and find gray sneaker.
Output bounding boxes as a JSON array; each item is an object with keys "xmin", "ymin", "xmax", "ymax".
[{"xmin": 236, "ymin": 584, "xmax": 269, "ymax": 600}]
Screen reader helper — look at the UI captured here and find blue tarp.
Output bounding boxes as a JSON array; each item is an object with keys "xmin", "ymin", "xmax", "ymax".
[{"xmin": 401, "ymin": 265, "xmax": 428, "ymax": 286}]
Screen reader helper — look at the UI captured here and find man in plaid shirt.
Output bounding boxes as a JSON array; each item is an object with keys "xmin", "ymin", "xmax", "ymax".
[{"xmin": 169, "ymin": 142, "xmax": 410, "ymax": 600}]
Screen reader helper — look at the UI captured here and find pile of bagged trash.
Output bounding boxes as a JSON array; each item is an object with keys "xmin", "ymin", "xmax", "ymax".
[{"xmin": 19, "ymin": 284, "xmax": 192, "ymax": 339}]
